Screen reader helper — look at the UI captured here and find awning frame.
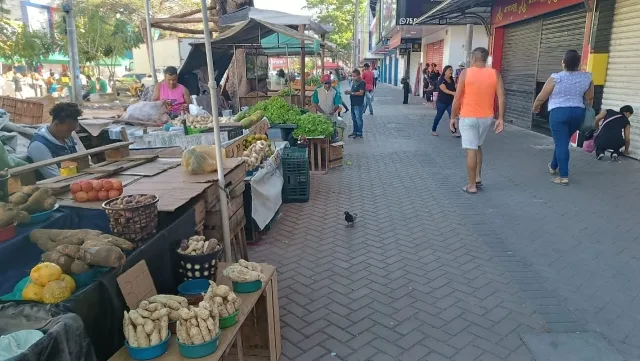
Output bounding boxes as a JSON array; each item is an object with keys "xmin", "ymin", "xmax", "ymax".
[{"xmin": 414, "ymin": 0, "xmax": 492, "ymax": 36}]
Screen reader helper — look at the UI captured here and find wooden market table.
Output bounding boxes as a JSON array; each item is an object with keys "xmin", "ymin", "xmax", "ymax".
[{"xmin": 108, "ymin": 263, "xmax": 281, "ymax": 361}]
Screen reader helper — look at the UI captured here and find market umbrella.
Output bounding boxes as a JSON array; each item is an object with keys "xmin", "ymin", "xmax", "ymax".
[{"xmin": 199, "ymin": 0, "xmax": 233, "ymax": 264}]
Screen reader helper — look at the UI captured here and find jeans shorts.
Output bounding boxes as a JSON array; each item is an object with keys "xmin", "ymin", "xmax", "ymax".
[{"xmin": 459, "ymin": 117, "xmax": 493, "ymax": 149}]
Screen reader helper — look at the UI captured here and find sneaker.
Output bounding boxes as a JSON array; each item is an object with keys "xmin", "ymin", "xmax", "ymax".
[
  {"xmin": 612, "ymin": 153, "xmax": 619, "ymax": 161},
  {"xmin": 548, "ymin": 163, "xmax": 558, "ymax": 175},
  {"xmin": 596, "ymin": 153, "xmax": 604, "ymax": 160},
  {"xmin": 347, "ymin": 133, "xmax": 355, "ymax": 138},
  {"xmin": 354, "ymin": 135, "xmax": 363, "ymax": 139}
]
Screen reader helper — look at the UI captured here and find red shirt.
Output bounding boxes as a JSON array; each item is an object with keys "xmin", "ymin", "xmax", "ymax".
[{"xmin": 362, "ymin": 70, "xmax": 374, "ymax": 91}]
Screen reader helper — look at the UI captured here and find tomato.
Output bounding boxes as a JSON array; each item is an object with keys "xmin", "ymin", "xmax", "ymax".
[
  {"xmin": 75, "ymin": 191, "xmax": 88, "ymax": 203},
  {"xmin": 98, "ymin": 190, "xmax": 109, "ymax": 201},
  {"xmin": 108, "ymin": 190, "xmax": 121, "ymax": 199},
  {"xmin": 111, "ymin": 179, "xmax": 123, "ymax": 191},
  {"xmin": 92, "ymin": 180, "xmax": 103, "ymax": 191},
  {"xmin": 70, "ymin": 182, "xmax": 82, "ymax": 194},
  {"xmin": 87, "ymin": 190, "xmax": 99, "ymax": 201},
  {"xmin": 81, "ymin": 182, "xmax": 93, "ymax": 193},
  {"xmin": 102, "ymin": 179, "xmax": 113, "ymax": 191}
]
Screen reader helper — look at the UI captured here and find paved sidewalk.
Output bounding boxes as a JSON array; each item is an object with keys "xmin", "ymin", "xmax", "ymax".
[{"xmin": 250, "ymin": 83, "xmax": 640, "ymax": 361}]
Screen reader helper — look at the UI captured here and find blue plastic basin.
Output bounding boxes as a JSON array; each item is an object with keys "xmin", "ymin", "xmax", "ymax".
[
  {"xmin": 177, "ymin": 279, "xmax": 211, "ymax": 295},
  {"xmin": 178, "ymin": 332, "xmax": 220, "ymax": 358},
  {"xmin": 232, "ymin": 280, "xmax": 262, "ymax": 294},
  {"xmin": 25, "ymin": 204, "xmax": 59, "ymax": 224},
  {"xmin": 125, "ymin": 332, "xmax": 171, "ymax": 360}
]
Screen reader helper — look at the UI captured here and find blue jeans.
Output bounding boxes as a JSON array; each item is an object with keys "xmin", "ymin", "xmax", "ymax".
[
  {"xmin": 432, "ymin": 102, "xmax": 452, "ymax": 132},
  {"xmin": 363, "ymin": 91, "xmax": 374, "ymax": 114},
  {"xmin": 350, "ymin": 105, "xmax": 364, "ymax": 136},
  {"xmin": 549, "ymin": 107, "xmax": 586, "ymax": 177}
]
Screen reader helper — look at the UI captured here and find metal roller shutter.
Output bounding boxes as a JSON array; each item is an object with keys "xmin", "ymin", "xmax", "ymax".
[
  {"xmin": 537, "ymin": 6, "xmax": 587, "ymax": 81},
  {"xmin": 601, "ymin": 0, "xmax": 640, "ymax": 158},
  {"xmin": 425, "ymin": 40, "xmax": 444, "ymax": 71},
  {"xmin": 502, "ymin": 19, "xmax": 541, "ymax": 128}
]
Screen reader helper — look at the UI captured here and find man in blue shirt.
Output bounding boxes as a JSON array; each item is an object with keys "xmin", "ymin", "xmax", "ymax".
[{"xmin": 344, "ymin": 69, "xmax": 366, "ymax": 138}]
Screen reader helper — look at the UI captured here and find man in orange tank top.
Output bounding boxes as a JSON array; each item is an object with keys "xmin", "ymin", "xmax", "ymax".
[{"xmin": 451, "ymin": 47, "xmax": 505, "ymax": 194}]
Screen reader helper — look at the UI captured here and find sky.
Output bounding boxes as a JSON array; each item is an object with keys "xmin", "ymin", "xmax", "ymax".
[{"xmin": 253, "ymin": 0, "xmax": 312, "ymax": 16}]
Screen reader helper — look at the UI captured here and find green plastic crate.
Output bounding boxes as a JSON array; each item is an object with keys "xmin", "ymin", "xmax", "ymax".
[{"xmin": 282, "ymin": 147, "xmax": 310, "ymax": 203}]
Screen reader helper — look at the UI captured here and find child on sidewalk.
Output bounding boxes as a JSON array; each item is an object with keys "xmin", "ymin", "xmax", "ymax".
[{"xmin": 401, "ymin": 76, "xmax": 411, "ymax": 104}]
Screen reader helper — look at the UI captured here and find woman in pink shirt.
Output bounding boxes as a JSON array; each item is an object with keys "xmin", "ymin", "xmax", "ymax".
[{"xmin": 152, "ymin": 66, "xmax": 191, "ymax": 119}]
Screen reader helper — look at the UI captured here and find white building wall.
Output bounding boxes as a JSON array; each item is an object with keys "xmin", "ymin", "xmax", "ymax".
[
  {"xmin": 421, "ymin": 25, "xmax": 489, "ymax": 69},
  {"xmin": 408, "ymin": 51, "xmax": 421, "ymax": 89}
]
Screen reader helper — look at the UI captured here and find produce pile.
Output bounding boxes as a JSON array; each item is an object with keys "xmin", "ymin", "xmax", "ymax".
[
  {"xmin": 182, "ymin": 145, "xmax": 219, "ymax": 175},
  {"xmin": 31, "ymin": 229, "xmax": 132, "ymax": 273},
  {"xmin": 173, "ymin": 114, "xmax": 213, "ymax": 130},
  {"xmin": 234, "ymin": 110, "xmax": 265, "ymax": 129},
  {"xmin": 22, "ymin": 262, "xmax": 76, "ymax": 303},
  {"xmin": 245, "ymin": 97, "xmax": 334, "ymax": 138},
  {"xmin": 104, "ymin": 194, "xmax": 158, "ymax": 242},
  {"xmin": 1, "ymin": 186, "xmax": 58, "ymax": 226},
  {"xmin": 241, "ymin": 140, "xmax": 272, "ymax": 171},
  {"xmin": 305, "ymin": 75, "xmax": 321, "ymax": 87},
  {"xmin": 203, "ymin": 283, "xmax": 242, "ymax": 318},
  {"xmin": 70, "ymin": 179, "xmax": 123, "ymax": 203},
  {"xmin": 223, "ymin": 260, "xmax": 266, "ymax": 283},
  {"xmin": 123, "ymin": 295, "xmax": 188, "ymax": 347},
  {"xmin": 177, "ymin": 236, "xmax": 220, "ymax": 256}
]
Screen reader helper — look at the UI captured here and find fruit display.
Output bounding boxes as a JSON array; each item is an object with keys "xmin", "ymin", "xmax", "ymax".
[
  {"xmin": 223, "ymin": 259, "xmax": 266, "ymax": 283},
  {"xmin": 173, "ymin": 114, "xmax": 213, "ymax": 129},
  {"xmin": 70, "ymin": 179, "xmax": 123, "ymax": 203},
  {"xmin": 241, "ymin": 139, "xmax": 272, "ymax": 170},
  {"xmin": 177, "ymin": 236, "xmax": 220, "ymax": 256},
  {"xmin": 22, "ymin": 262, "xmax": 76, "ymax": 303},
  {"xmin": 31, "ymin": 229, "xmax": 134, "ymax": 273},
  {"xmin": 7, "ymin": 185, "xmax": 57, "ymax": 217}
]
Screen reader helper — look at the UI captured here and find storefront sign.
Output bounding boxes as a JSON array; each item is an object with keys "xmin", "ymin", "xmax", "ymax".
[
  {"xmin": 398, "ymin": 17, "xmax": 419, "ymax": 25},
  {"xmin": 491, "ymin": 0, "xmax": 584, "ymax": 27},
  {"xmin": 399, "ymin": 48, "xmax": 409, "ymax": 55},
  {"xmin": 411, "ymin": 42, "xmax": 422, "ymax": 52},
  {"xmin": 396, "ymin": 0, "xmax": 445, "ymax": 26}
]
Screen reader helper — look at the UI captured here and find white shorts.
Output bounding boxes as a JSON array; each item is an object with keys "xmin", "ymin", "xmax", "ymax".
[{"xmin": 459, "ymin": 117, "xmax": 493, "ymax": 149}]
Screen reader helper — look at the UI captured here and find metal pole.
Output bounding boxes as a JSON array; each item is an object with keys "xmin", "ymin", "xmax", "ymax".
[
  {"xmin": 352, "ymin": 0, "xmax": 359, "ymax": 68},
  {"xmin": 299, "ymin": 25, "xmax": 305, "ymax": 108},
  {"xmin": 63, "ymin": 0, "xmax": 82, "ymax": 103},
  {"xmin": 464, "ymin": 24, "xmax": 473, "ymax": 67},
  {"xmin": 144, "ymin": 0, "xmax": 157, "ymax": 83},
  {"xmin": 200, "ymin": 0, "xmax": 232, "ymax": 263}
]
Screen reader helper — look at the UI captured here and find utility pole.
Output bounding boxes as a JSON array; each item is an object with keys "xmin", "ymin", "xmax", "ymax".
[
  {"xmin": 144, "ymin": 0, "xmax": 157, "ymax": 83},
  {"xmin": 352, "ymin": 0, "xmax": 359, "ymax": 69},
  {"xmin": 62, "ymin": 0, "xmax": 82, "ymax": 103},
  {"xmin": 464, "ymin": 24, "xmax": 474, "ymax": 67}
]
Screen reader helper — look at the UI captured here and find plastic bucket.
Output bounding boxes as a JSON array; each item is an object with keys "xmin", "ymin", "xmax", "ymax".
[
  {"xmin": 125, "ymin": 331, "xmax": 171, "ymax": 360},
  {"xmin": 232, "ymin": 280, "xmax": 262, "ymax": 294},
  {"xmin": 177, "ymin": 332, "xmax": 220, "ymax": 358},
  {"xmin": 219, "ymin": 311, "xmax": 239, "ymax": 329},
  {"xmin": 0, "ymin": 222, "xmax": 16, "ymax": 243}
]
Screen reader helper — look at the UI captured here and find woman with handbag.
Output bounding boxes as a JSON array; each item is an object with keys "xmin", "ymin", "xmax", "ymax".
[
  {"xmin": 593, "ymin": 105, "xmax": 633, "ymax": 160},
  {"xmin": 532, "ymin": 50, "xmax": 594, "ymax": 186}
]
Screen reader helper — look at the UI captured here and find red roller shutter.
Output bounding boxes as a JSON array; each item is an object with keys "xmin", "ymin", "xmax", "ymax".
[{"xmin": 425, "ymin": 40, "xmax": 444, "ymax": 71}]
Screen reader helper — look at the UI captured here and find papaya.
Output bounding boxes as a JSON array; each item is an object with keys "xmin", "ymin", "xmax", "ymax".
[
  {"xmin": 234, "ymin": 110, "xmax": 247, "ymax": 122},
  {"xmin": 240, "ymin": 117, "xmax": 253, "ymax": 129},
  {"xmin": 252, "ymin": 110, "xmax": 265, "ymax": 125}
]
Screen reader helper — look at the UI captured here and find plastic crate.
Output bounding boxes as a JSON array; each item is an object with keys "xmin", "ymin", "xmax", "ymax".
[{"xmin": 282, "ymin": 147, "xmax": 310, "ymax": 203}]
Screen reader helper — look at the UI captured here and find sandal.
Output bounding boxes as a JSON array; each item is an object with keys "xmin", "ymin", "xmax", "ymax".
[
  {"xmin": 431, "ymin": 131, "xmax": 438, "ymax": 136},
  {"xmin": 462, "ymin": 186, "xmax": 478, "ymax": 194},
  {"xmin": 551, "ymin": 177, "xmax": 569, "ymax": 186},
  {"xmin": 548, "ymin": 164, "xmax": 558, "ymax": 175}
]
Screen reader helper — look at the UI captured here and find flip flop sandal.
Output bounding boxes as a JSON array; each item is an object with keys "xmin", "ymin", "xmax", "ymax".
[
  {"xmin": 462, "ymin": 186, "xmax": 478, "ymax": 194},
  {"xmin": 551, "ymin": 177, "xmax": 569, "ymax": 186},
  {"xmin": 476, "ymin": 182, "xmax": 483, "ymax": 188}
]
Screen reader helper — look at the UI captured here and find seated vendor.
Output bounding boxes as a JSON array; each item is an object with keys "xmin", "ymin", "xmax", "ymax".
[
  {"xmin": 27, "ymin": 102, "xmax": 82, "ymax": 179},
  {"xmin": 152, "ymin": 66, "xmax": 190, "ymax": 119}
]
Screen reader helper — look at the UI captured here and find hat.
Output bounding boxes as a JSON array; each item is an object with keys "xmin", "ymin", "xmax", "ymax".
[
  {"xmin": 322, "ymin": 74, "xmax": 332, "ymax": 84},
  {"xmin": 459, "ymin": 62, "xmax": 465, "ymax": 67}
]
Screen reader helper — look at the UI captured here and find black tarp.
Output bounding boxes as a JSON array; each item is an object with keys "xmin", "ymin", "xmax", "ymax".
[{"xmin": 0, "ymin": 303, "xmax": 97, "ymax": 361}]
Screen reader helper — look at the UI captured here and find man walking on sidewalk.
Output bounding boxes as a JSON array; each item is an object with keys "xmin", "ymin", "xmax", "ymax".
[
  {"xmin": 451, "ymin": 47, "xmax": 505, "ymax": 194},
  {"xmin": 361, "ymin": 63, "xmax": 375, "ymax": 116}
]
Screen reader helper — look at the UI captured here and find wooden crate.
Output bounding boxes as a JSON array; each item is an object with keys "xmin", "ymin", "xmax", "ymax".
[
  {"xmin": 0, "ymin": 96, "xmax": 51, "ymax": 125},
  {"xmin": 329, "ymin": 141, "xmax": 344, "ymax": 169},
  {"xmin": 228, "ymin": 271, "xmax": 281, "ymax": 361},
  {"xmin": 203, "ymin": 216, "xmax": 248, "ymax": 261},
  {"xmin": 309, "ymin": 137, "xmax": 330, "ymax": 174}
]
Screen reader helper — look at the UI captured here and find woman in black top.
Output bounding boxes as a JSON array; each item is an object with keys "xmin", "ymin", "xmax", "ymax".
[
  {"xmin": 594, "ymin": 105, "xmax": 633, "ymax": 160},
  {"xmin": 431, "ymin": 65, "xmax": 457, "ymax": 136}
]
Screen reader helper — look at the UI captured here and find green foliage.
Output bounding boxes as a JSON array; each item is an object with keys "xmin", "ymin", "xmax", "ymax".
[
  {"xmin": 304, "ymin": 0, "xmax": 365, "ymax": 52},
  {"xmin": 0, "ymin": 0, "xmax": 52, "ymax": 67},
  {"xmin": 292, "ymin": 113, "xmax": 334, "ymax": 138},
  {"xmin": 247, "ymin": 97, "xmax": 302, "ymax": 125},
  {"xmin": 305, "ymin": 75, "xmax": 321, "ymax": 87}
]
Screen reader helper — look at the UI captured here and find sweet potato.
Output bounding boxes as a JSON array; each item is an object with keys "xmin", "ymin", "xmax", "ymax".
[
  {"xmin": 43, "ymin": 196, "xmax": 57, "ymax": 211},
  {"xmin": 31, "ymin": 230, "xmax": 88, "ymax": 252},
  {"xmin": 56, "ymin": 244, "xmax": 125, "ymax": 268},
  {"xmin": 8, "ymin": 192, "xmax": 29, "ymax": 205},
  {"xmin": 19, "ymin": 188, "xmax": 53, "ymax": 214},
  {"xmin": 0, "ymin": 206, "xmax": 18, "ymax": 227},
  {"xmin": 21, "ymin": 186, "xmax": 39, "ymax": 196},
  {"xmin": 17, "ymin": 211, "xmax": 30, "ymax": 224}
]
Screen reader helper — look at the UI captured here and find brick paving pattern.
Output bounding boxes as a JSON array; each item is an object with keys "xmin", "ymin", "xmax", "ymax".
[{"xmin": 250, "ymin": 84, "xmax": 640, "ymax": 361}]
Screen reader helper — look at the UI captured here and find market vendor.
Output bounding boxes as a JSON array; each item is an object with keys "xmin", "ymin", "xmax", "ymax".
[
  {"xmin": 311, "ymin": 74, "xmax": 341, "ymax": 121},
  {"xmin": 27, "ymin": 102, "xmax": 83, "ymax": 179},
  {"xmin": 152, "ymin": 66, "xmax": 191, "ymax": 119}
]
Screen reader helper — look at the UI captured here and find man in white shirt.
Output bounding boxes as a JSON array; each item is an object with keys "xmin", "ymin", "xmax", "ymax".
[{"xmin": 373, "ymin": 67, "xmax": 380, "ymax": 88}]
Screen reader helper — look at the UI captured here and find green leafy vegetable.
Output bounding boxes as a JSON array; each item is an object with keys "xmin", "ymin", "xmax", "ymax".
[
  {"xmin": 305, "ymin": 75, "xmax": 321, "ymax": 87},
  {"xmin": 292, "ymin": 113, "xmax": 334, "ymax": 138},
  {"xmin": 247, "ymin": 96, "xmax": 301, "ymax": 125}
]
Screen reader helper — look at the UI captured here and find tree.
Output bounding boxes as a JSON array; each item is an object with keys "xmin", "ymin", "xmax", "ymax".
[
  {"xmin": 304, "ymin": 0, "xmax": 366, "ymax": 54},
  {"xmin": 0, "ymin": 0, "xmax": 53, "ymax": 68}
]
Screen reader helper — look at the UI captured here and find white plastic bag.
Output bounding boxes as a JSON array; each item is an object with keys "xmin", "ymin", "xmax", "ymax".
[
  {"xmin": 189, "ymin": 95, "xmax": 211, "ymax": 117},
  {"xmin": 122, "ymin": 101, "xmax": 170, "ymax": 123}
]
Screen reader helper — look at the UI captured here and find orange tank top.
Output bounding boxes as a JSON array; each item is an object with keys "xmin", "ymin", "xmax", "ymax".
[{"xmin": 460, "ymin": 67, "xmax": 497, "ymax": 118}]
